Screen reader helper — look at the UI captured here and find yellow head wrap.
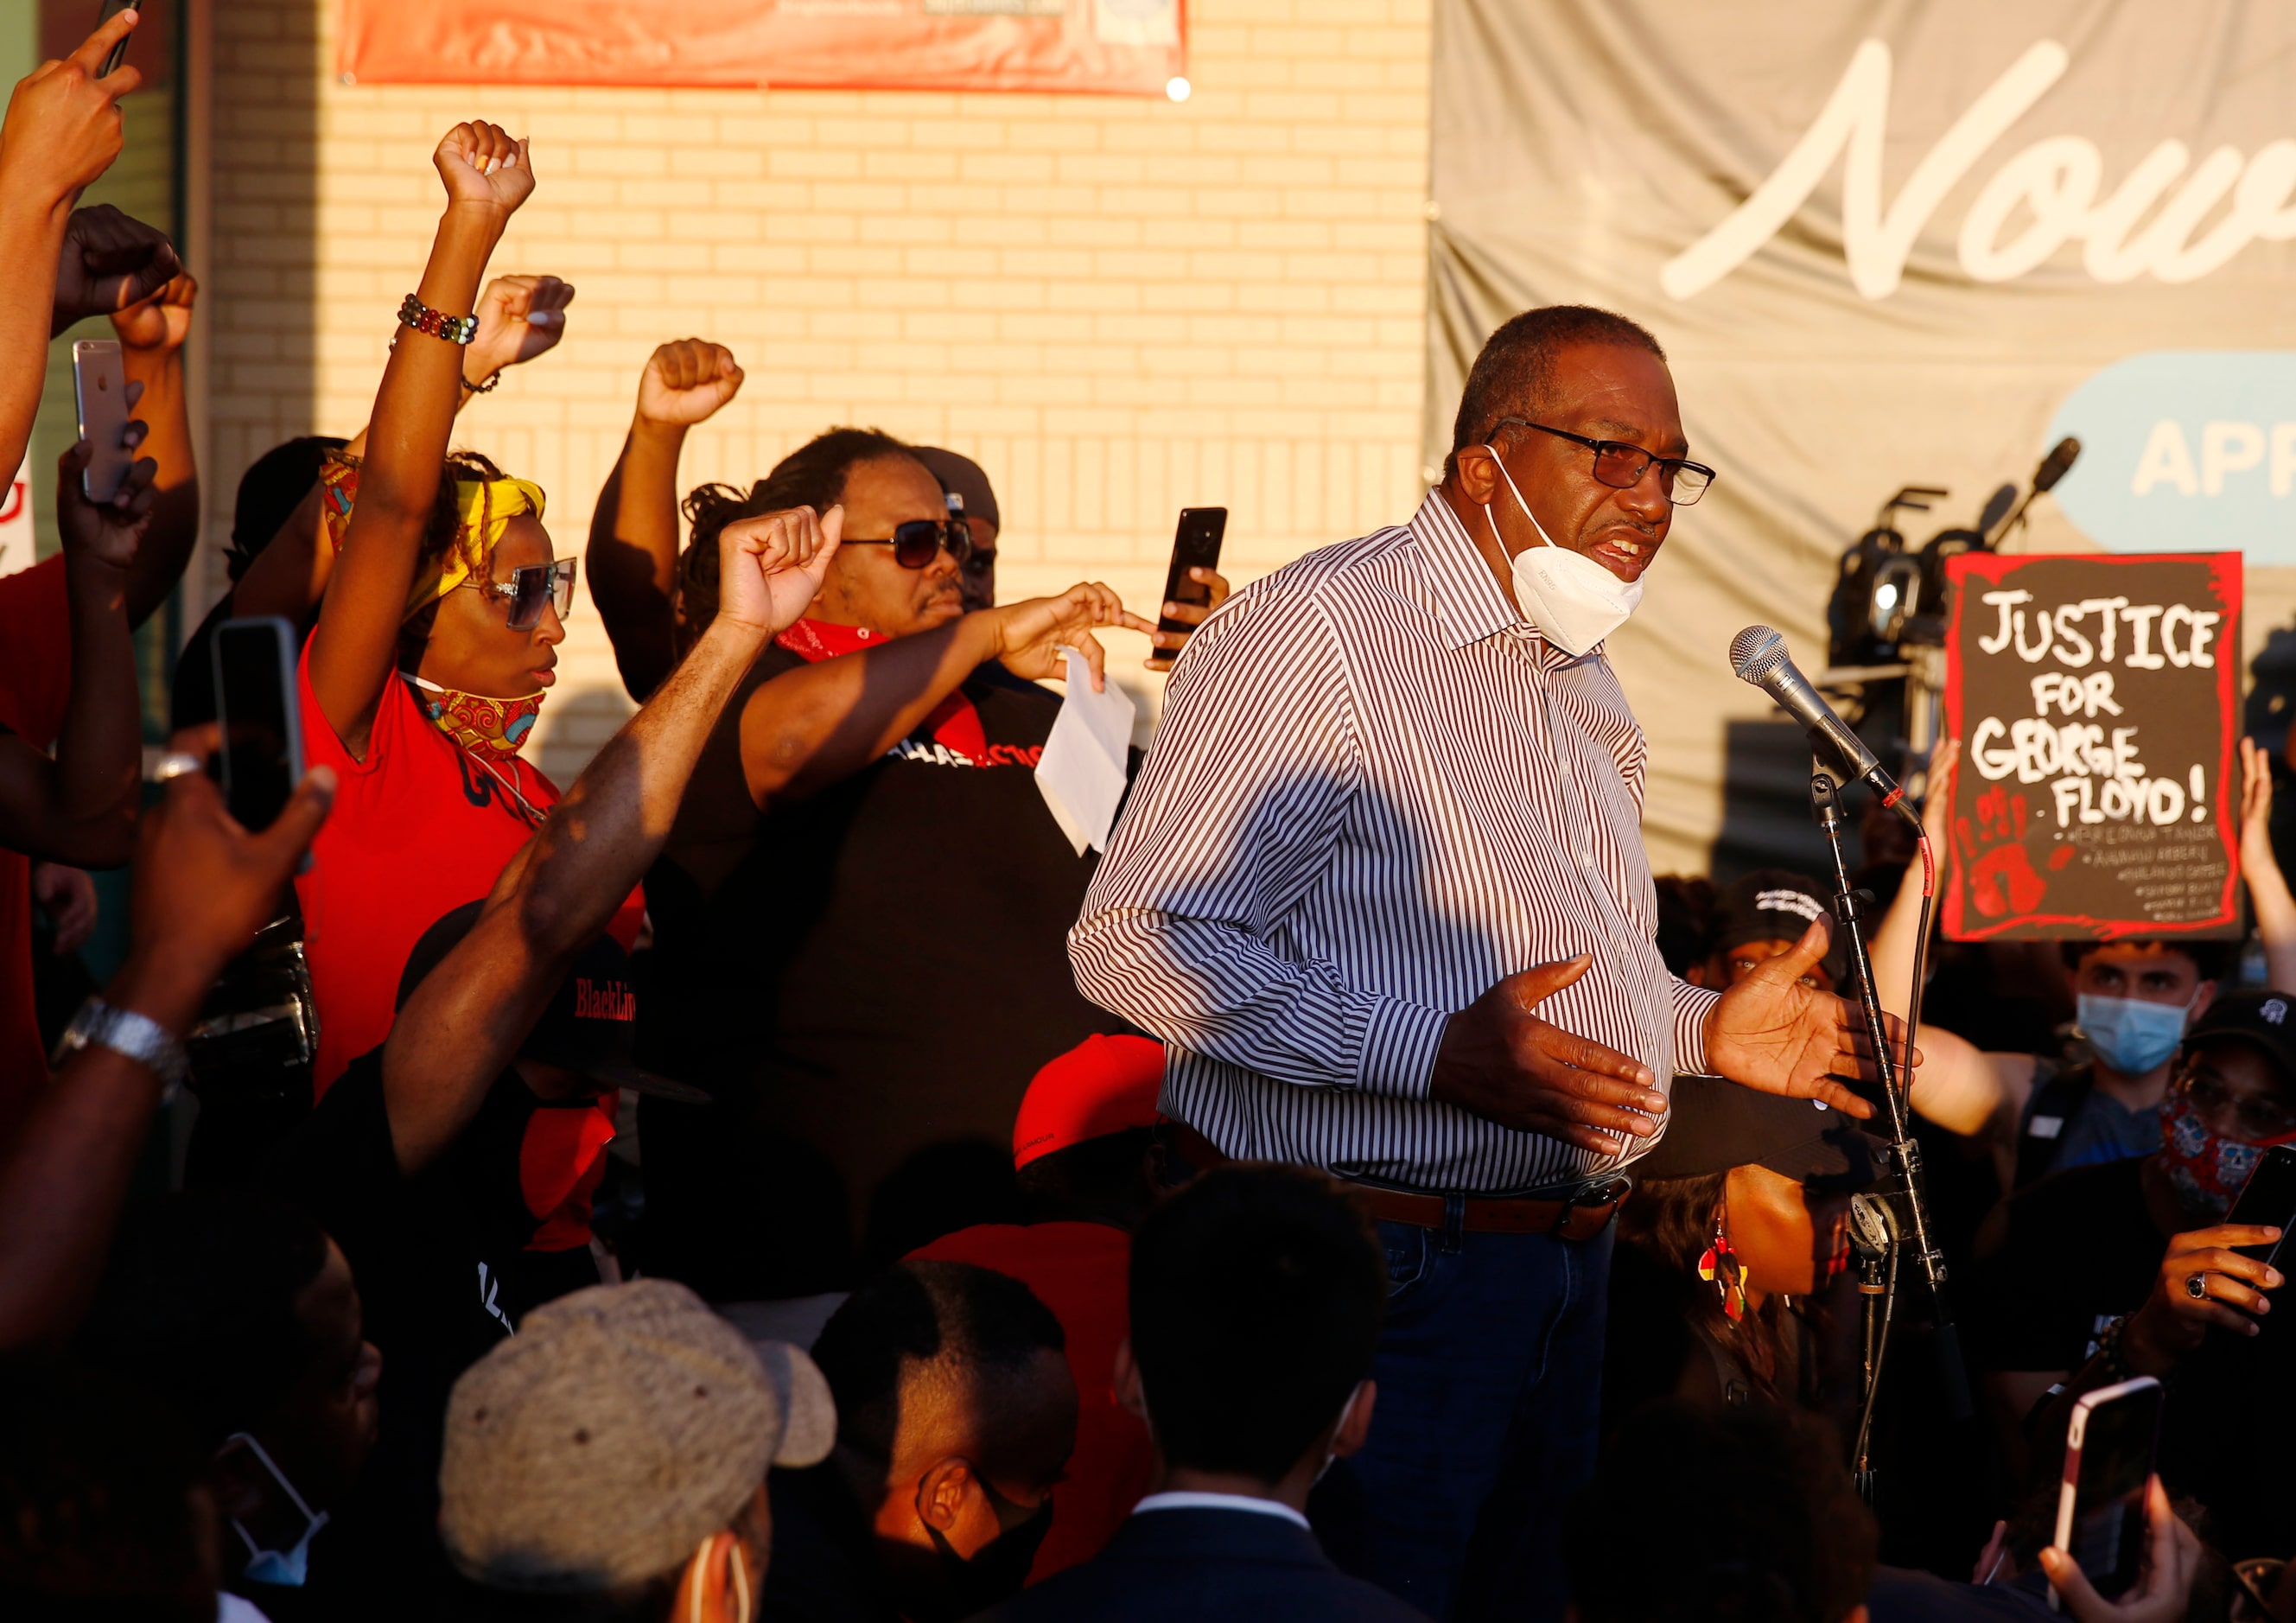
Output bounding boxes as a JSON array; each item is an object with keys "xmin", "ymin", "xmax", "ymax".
[{"xmin": 318, "ymin": 454, "xmax": 550, "ymax": 623}]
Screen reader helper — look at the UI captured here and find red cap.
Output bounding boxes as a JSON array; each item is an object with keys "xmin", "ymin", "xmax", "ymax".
[{"xmin": 1012, "ymin": 1034, "xmax": 1166, "ymax": 1169}]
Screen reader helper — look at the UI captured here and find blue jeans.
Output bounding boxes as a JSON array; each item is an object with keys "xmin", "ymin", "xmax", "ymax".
[{"xmin": 1325, "ymin": 1207, "xmax": 1613, "ymax": 1623}]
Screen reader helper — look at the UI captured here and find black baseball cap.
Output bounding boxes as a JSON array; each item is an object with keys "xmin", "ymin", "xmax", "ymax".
[
  {"xmin": 1708, "ymin": 869, "xmax": 1848, "ymax": 985},
  {"xmin": 396, "ymin": 902, "xmax": 707, "ymax": 1104},
  {"xmin": 2183, "ymin": 989, "xmax": 2296, "ymax": 1085},
  {"xmin": 1633, "ymin": 1073, "xmax": 1881, "ymax": 1193}
]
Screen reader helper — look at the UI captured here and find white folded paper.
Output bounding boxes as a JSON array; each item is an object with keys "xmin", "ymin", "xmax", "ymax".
[{"xmin": 1034, "ymin": 647, "xmax": 1136, "ymax": 856}]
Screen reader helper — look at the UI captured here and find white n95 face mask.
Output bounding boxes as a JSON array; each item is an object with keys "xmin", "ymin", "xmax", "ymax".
[{"xmin": 1485, "ymin": 445, "xmax": 1643, "ymax": 656}]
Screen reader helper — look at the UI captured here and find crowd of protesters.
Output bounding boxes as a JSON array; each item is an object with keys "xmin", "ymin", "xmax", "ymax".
[{"xmin": 3, "ymin": 12, "xmax": 2295, "ymax": 1623}]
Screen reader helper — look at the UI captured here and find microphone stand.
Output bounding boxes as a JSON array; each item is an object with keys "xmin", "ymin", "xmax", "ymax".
[{"xmin": 1808, "ymin": 771, "xmax": 1971, "ymax": 1509}]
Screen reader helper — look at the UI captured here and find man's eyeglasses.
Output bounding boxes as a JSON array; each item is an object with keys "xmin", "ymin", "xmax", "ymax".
[
  {"xmin": 1495, "ymin": 418, "xmax": 1717, "ymax": 506},
  {"xmin": 461, "ymin": 557, "xmax": 576, "ymax": 632},
  {"xmin": 844, "ymin": 517, "xmax": 974, "ymax": 570},
  {"xmin": 2178, "ymin": 1065, "xmax": 2296, "ymax": 1142}
]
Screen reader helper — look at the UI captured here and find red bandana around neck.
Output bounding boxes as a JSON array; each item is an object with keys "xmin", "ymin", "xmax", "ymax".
[{"xmin": 774, "ymin": 617, "xmax": 989, "ymax": 766}]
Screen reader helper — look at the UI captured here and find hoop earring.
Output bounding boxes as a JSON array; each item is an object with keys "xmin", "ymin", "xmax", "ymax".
[{"xmin": 1698, "ymin": 1206, "xmax": 1748, "ymax": 1323}]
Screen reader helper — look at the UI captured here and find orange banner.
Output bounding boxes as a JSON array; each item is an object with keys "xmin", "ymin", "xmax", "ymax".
[{"xmin": 337, "ymin": 0, "xmax": 1184, "ymax": 95}]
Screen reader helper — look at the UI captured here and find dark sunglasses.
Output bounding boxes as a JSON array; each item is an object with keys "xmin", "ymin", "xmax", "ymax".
[
  {"xmin": 461, "ymin": 557, "xmax": 576, "ymax": 632},
  {"xmin": 844, "ymin": 517, "xmax": 973, "ymax": 570},
  {"xmin": 1497, "ymin": 418, "xmax": 1717, "ymax": 506}
]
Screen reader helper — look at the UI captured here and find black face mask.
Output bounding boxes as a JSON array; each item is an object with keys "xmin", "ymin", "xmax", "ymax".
[{"xmin": 886, "ymin": 1474, "xmax": 1054, "ymax": 1623}]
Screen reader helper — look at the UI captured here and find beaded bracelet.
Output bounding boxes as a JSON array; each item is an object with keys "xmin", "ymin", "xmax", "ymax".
[
  {"xmin": 461, "ymin": 370, "xmax": 500, "ymax": 394},
  {"xmin": 398, "ymin": 293, "xmax": 478, "ymax": 346}
]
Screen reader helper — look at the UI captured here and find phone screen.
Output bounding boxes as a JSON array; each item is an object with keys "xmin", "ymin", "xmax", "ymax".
[
  {"xmin": 73, "ymin": 341, "xmax": 131, "ymax": 504},
  {"xmin": 212, "ymin": 619, "xmax": 303, "ymax": 831},
  {"xmin": 2228, "ymin": 1144, "xmax": 2296, "ymax": 1268},
  {"xmin": 2057, "ymin": 1379, "xmax": 2163, "ymax": 1603},
  {"xmin": 1157, "ymin": 507, "xmax": 1228, "ymax": 638}
]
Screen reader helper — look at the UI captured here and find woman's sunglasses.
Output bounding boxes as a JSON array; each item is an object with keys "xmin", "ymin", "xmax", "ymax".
[
  {"xmin": 461, "ymin": 557, "xmax": 576, "ymax": 632},
  {"xmin": 843, "ymin": 517, "xmax": 973, "ymax": 570}
]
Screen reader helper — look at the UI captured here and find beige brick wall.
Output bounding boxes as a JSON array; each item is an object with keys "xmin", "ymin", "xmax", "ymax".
[{"xmin": 206, "ymin": 0, "xmax": 1433, "ymax": 784}]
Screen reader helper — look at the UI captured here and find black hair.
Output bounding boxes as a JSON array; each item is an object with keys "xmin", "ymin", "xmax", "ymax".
[
  {"xmin": 1446, "ymin": 304, "xmax": 1668, "ymax": 481},
  {"xmin": 2060, "ymin": 938, "xmax": 2235, "ymax": 981},
  {"xmin": 676, "ymin": 427, "xmax": 919, "ymax": 640},
  {"xmin": 227, "ymin": 436, "xmax": 348, "ymax": 582},
  {"xmin": 1127, "ymin": 1163, "xmax": 1386, "ymax": 1484},
  {"xmin": 862, "ymin": 1140, "xmax": 1022, "ymax": 1270},
  {"xmin": 1015, "ymin": 1126, "xmax": 1160, "ymax": 1227},
  {"xmin": 77, "ymin": 1189, "xmax": 334, "ymax": 1452},
  {"xmin": 0, "ymin": 1353, "xmax": 213, "ymax": 1623},
  {"xmin": 1567, "ymin": 1400, "xmax": 1876, "ymax": 1623},
  {"xmin": 810, "ymin": 1260, "xmax": 1066, "ymax": 1468},
  {"xmin": 1613, "ymin": 1173, "xmax": 1796, "ymax": 1403}
]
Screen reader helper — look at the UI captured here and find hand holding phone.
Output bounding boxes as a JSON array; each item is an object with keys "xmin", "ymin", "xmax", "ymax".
[
  {"xmin": 2047, "ymin": 1378, "xmax": 2163, "ymax": 1610},
  {"xmin": 1148, "ymin": 506, "xmax": 1229, "ymax": 671},
  {"xmin": 72, "ymin": 339, "xmax": 137, "ymax": 504},
  {"xmin": 97, "ymin": 0, "xmax": 138, "ymax": 76},
  {"xmin": 2039, "ymin": 1471, "xmax": 2198, "ymax": 1623},
  {"xmin": 2227, "ymin": 1142, "xmax": 2296, "ymax": 1269}
]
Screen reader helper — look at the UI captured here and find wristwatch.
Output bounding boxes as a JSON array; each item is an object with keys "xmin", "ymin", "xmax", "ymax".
[{"xmin": 52, "ymin": 997, "xmax": 188, "ymax": 1092}]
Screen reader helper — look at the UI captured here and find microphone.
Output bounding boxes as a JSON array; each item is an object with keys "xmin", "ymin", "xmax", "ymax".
[
  {"xmin": 1730, "ymin": 626, "xmax": 1917, "ymax": 821},
  {"xmin": 1984, "ymin": 437, "xmax": 2083, "ymax": 545},
  {"xmin": 2032, "ymin": 436, "xmax": 2081, "ymax": 493}
]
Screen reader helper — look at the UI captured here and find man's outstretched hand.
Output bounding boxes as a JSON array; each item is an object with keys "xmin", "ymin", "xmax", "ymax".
[
  {"xmin": 1429, "ymin": 956, "xmax": 1670, "ymax": 1155},
  {"xmin": 1703, "ymin": 919, "xmax": 1890, "ymax": 1117}
]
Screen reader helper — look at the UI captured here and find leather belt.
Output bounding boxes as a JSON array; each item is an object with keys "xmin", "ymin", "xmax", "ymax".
[
  {"xmin": 1166, "ymin": 1123, "xmax": 1629, "ymax": 1243},
  {"xmin": 1347, "ymin": 1182, "xmax": 1629, "ymax": 1244}
]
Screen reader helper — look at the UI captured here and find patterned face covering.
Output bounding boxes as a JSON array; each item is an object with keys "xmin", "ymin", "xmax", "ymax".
[
  {"xmin": 2158, "ymin": 1088, "xmax": 2296, "ymax": 1220},
  {"xmin": 410, "ymin": 676, "xmax": 544, "ymax": 759}
]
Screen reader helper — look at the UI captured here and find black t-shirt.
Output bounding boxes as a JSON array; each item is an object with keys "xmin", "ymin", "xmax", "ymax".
[
  {"xmin": 639, "ymin": 646, "xmax": 1129, "ymax": 1254},
  {"xmin": 264, "ymin": 1051, "xmax": 601, "ymax": 1430},
  {"xmin": 260, "ymin": 1052, "xmax": 601, "ymax": 1619},
  {"xmin": 2158, "ymin": 1319, "xmax": 2296, "ymax": 1558},
  {"xmin": 1963, "ymin": 1158, "xmax": 2164, "ymax": 1372}
]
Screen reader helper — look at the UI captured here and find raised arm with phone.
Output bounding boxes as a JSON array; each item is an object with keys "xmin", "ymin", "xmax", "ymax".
[{"xmin": 0, "ymin": 6, "xmax": 180, "ymax": 485}]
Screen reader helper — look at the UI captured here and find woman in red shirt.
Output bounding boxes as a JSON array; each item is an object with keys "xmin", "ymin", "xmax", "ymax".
[{"xmin": 296, "ymin": 120, "xmax": 634, "ymax": 1092}]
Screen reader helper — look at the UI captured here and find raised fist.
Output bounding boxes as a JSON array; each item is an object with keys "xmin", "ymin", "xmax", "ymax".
[
  {"xmin": 434, "ymin": 120, "xmax": 533, "ymax": 216},
  {"xmin": 639, "ymin": 339, "xmax": 746, "ymax": 428},
  {"xmin": 464, "ymin": 274, "xmax": 576, "ymax": 386}
]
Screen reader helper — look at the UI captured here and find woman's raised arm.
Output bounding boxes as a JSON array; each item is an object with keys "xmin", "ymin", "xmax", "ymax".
[{"xmin": 304, "ymin": 120, "xmax": 533, "ymax": 760}]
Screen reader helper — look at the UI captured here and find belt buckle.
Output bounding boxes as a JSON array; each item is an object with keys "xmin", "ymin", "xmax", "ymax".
[
  {"xmin": 1572, "ymin": 1174, "xmax": 1632, "ymax": 1209},
  {"xmin": 1551, "ymin": 1174, "xmax": 1631, "ymax": 1238}
]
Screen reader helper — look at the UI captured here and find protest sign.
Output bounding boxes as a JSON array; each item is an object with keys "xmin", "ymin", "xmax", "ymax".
[{"xmin": 1942, "ymin": 552, "xmax": 2242, "ymax": 940}]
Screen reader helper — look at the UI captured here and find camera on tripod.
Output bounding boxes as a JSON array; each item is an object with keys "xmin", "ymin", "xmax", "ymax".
[{"xmin": 1818, "ymin": 439, "xmax": 2081, "ymax": 795}]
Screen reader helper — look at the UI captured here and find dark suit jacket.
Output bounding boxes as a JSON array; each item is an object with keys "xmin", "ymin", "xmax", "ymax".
[{"xmin": 980, "ymin": 1504, "xmax": 1431, "ymax": 1622}]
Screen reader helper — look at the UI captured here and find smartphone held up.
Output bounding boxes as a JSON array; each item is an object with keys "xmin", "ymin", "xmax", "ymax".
[
  {"xmin": 1157, "ymin": 507, "xmax": 1227, "ymax": 642},
  {"xmin": 97, "ymin": 0, "xmax": 139, "ymax": 76},
  {"xmin": 72, "ymin": 339, "xmax": 134, "ymax": 504},
  {"xmin": 211, "ymin": 618, "xmax": 305, "ymax": 832},
  {"xmin": 2050, "ymin": 1377, "xmax": 2163, "ymax": 1610}
]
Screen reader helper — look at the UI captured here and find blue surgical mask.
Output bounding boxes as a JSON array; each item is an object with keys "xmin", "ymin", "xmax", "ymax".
[
  {"xmin": 2077, "ymin": 992, "xmax": 2192, "ymax": 1078},
  {"xmin": 222, "ymin": 1432, "xmax": 328, "ymax": 1588}
]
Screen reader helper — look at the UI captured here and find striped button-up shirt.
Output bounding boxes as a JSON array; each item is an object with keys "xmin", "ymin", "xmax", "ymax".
[{"xmin": 1070, "ymin": 491, "xmax": 1720, "ymax": 1193}]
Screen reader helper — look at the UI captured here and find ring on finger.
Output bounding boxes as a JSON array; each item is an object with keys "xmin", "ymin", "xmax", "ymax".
[
  {"xmin": 146, "ymin": 749, "xmax": 203, "ymax": 784},
  {"xmin": 2186, "ymin": 1270, "xmax": 2210, "ymax": 1302}
]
